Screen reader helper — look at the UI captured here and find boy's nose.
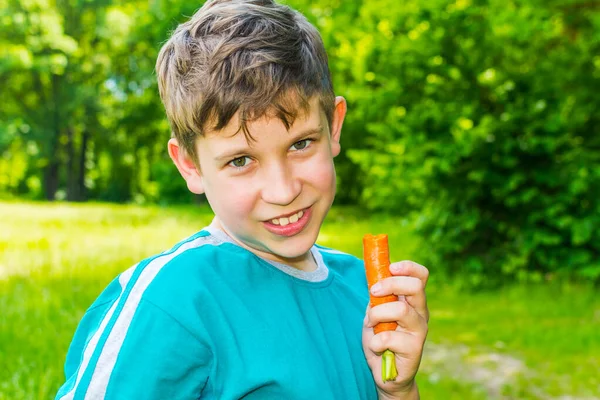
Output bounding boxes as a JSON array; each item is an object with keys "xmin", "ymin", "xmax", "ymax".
[{"xmin": 260, "ymin": 162, "xmax": 301, "ymax": 206}]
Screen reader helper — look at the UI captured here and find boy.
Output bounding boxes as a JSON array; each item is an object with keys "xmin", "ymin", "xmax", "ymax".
[{"xmin": 56, "ymin": 0, "xmax": 429, "ymax": 399}]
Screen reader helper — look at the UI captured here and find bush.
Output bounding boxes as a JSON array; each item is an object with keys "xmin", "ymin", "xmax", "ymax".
[{"xmin": 336, "ymin": 0, "xmax": 600, "ymax": 285}]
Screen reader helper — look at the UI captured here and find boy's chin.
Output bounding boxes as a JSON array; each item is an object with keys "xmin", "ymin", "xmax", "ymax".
[
  {"xmin": 272, "ymin": 247, "xmax": 313, "ymax": 261},
  {"xmin": 267, "ymin": 235, "xmax": 317, "ymax": 260}
]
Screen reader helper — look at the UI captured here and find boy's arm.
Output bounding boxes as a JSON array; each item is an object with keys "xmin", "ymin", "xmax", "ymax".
[{"xmin": 56, "ymin": 298, "xmax": 212, "ymax": 400}]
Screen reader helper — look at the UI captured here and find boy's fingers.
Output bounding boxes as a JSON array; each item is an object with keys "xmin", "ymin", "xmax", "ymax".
[
  {"xmin": 371, "ymin": 276, "xmax": 423, "ymax": 296},
  {"xmin": 367, "ymin": 300, "xmax": 427, "ymax": 332},
  {"xmin": 390, "ymin": 261, "xmax": 429, "ymax": 285},
  {"xmin": 369, "ymin": 329, "xmax": 427, "ymax": 358},
  {"xmin": 363, "ymin": 305, "xmax": 371, "ymax": 326},
  {"xmin": 371, "ymin": 276, "xmax": 428, "ymax": 320}
]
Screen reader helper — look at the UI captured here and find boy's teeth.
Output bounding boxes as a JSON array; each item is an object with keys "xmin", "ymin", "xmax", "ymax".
[{"xmin": 270, "ymin": 210, "xmax": 305, "ymax": 226}]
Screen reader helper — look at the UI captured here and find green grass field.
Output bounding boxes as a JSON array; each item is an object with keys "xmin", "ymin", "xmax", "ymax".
[{"xmin": 1, "ymin": 201, "xmax": 598, "ymax": 399}]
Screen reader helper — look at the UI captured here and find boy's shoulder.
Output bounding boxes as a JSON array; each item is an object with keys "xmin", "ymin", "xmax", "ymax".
[
  {"xmin": 92, "ymin": 229, "xmax": 237, "ymax": 310},
  {"xmin": 122, "ymin": 228, "xmax": 244, "ymax": 292},
  {"xmin": 96, "ymin": 234, "xmax": 366, "ymax": 315}
]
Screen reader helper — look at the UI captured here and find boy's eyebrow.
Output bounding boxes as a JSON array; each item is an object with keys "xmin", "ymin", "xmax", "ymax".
[
  {"xmin": 214, "ymin": 125, "xmax": 324, "ymax": 161},
  {"xmin": 290, "ymin": 125, "xmax": 324, "ymax": 141}
]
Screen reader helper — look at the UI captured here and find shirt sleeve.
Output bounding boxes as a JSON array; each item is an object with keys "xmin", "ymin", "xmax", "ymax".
[{"xmin": 55, "ymin": 298, "xmax": 212, "ymax": 400}]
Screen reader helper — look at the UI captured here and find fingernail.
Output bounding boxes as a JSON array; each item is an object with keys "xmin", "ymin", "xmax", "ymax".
[
  {"xmin": 390, "ymin": 263, "xmax": 401, "ymax": 273},
  {"xmin": 371, "ymin": 283, "xmax": 382, "ymax": 294}
]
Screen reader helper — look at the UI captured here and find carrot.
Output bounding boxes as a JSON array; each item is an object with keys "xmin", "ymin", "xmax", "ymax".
[{"xmin": 363, "ymin": 233, "xmax": 398, "ymax": 382}]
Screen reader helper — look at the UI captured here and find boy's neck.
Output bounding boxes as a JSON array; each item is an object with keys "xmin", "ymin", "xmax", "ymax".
[{"xmin": 209, "ymin": 218, "xmax": 318, "ymax": 272}]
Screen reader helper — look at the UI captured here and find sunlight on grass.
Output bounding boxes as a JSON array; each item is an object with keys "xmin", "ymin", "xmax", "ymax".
[{"xmin": 1, "ymin": 201, "xmax": 599, "ymax": 399}]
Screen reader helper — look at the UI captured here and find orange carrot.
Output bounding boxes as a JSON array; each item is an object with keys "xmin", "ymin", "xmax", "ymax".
[{"xmin": 363, "ymin": 234, "xmax": 398, "ymax": 382}]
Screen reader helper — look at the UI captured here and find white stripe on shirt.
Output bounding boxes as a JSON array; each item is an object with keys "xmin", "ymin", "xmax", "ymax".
[
  {"xmin": 86, "ymin": 235, "xmax": 223, "ymax": 399},
  {"xmin": 59, "ymin": 265, "xmax": 137, "ymax": 400},
  {"xmin": 60, "ymin": 233, "xmax": 220, "ymax": 400}
]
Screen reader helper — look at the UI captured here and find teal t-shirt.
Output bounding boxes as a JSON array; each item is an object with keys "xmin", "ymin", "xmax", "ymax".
[{"xmin": 56, "ymin": 227, "xmax": 378, "ymax": 399}]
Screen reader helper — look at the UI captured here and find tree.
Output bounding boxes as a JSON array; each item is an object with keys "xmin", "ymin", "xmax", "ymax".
[{"xmin": 344, "ymin": 0, "xmax": 600, "ymax": 284}]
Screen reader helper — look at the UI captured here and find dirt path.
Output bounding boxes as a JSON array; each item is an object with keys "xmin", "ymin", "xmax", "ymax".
[{"xmin": 421, "ymin": 342, "xmax": 599, "ymax": 399}]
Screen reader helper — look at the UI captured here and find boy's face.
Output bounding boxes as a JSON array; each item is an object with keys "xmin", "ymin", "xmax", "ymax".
[{"xmin": 169, "ymin": 96, "xmax": 347, "ymax": 269}]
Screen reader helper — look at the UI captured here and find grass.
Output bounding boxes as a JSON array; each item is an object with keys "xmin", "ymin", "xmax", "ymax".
[{"xmin": 0, "ymin": 201, "xmax": 598, "ymax": 399}]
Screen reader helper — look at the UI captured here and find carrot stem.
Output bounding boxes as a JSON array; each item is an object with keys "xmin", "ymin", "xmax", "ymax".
[{"xmin": 382, "ymin": 349, "xmax": 398, "ymax": 382}]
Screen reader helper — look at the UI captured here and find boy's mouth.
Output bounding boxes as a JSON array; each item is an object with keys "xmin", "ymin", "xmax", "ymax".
[{"xmin": 262, "ymin": 207, "xmax": 311, "ymax": 237}]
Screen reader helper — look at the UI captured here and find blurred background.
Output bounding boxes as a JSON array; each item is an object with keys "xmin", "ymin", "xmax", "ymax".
[{"xmin": 1, "ymin": 0, "xmax": 599, "ymax": 398}]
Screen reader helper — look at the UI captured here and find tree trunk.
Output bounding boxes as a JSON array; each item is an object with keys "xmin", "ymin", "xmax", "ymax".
[
  {"xmin": 77, "ymin": 130, "xmax": 89, "ymax": 201},
  {"xmin": 66, "ymin": 127, "xmax": 78, "ymax": 201},
  {"xmin": 43, "ymin": 159, "xmax": 60, "ymax": 200},
  {"xmin": 45, "ymin": 73, "xmax": 62, "ymax": 201}
]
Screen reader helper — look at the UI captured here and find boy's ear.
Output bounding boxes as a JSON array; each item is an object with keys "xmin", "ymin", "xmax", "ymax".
[
  {"xmin": 330, "ymin": 96, "xmax": 347, "ymax": 158},
  {"xmin": 168, "ymin": 138, "xmax": 205, "ymax": 195}
]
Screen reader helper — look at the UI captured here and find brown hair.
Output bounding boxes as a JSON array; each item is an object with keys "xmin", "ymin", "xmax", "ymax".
[{"xmin": 156, "ymin": 0, "xmax": 335, "ymax": 161}]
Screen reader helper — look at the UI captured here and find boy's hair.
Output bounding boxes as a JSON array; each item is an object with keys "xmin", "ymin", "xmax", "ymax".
[{"xmin": 156, "ymin": 0, "xmax": 335, "ymax": 161}]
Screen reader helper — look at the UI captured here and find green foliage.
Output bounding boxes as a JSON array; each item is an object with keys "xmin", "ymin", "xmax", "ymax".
[
  {"xmin": 341, "ymin": 0, "xmax": 600, "ymax": 285},
  {"xmin": 1, "ymin": 0, "xmax": 599, "ymax": 284},
  {"xmin": 0, "ymin": 0, "xmax": 193, "ymax": 203}
]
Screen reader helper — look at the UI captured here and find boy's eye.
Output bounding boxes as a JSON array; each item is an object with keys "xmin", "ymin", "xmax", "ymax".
[
  {"xmin": 291, "ymin": 139, "xmax": 312, "ymax": 151},
  {"xmin": 229, "ymin": 156, "xmax": 251, "ymax": 168}
]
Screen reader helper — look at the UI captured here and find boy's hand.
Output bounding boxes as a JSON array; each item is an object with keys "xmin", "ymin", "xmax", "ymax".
[{"xmin": 362, "ymin": 261, "xmax": 429, "ymax": 400}]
